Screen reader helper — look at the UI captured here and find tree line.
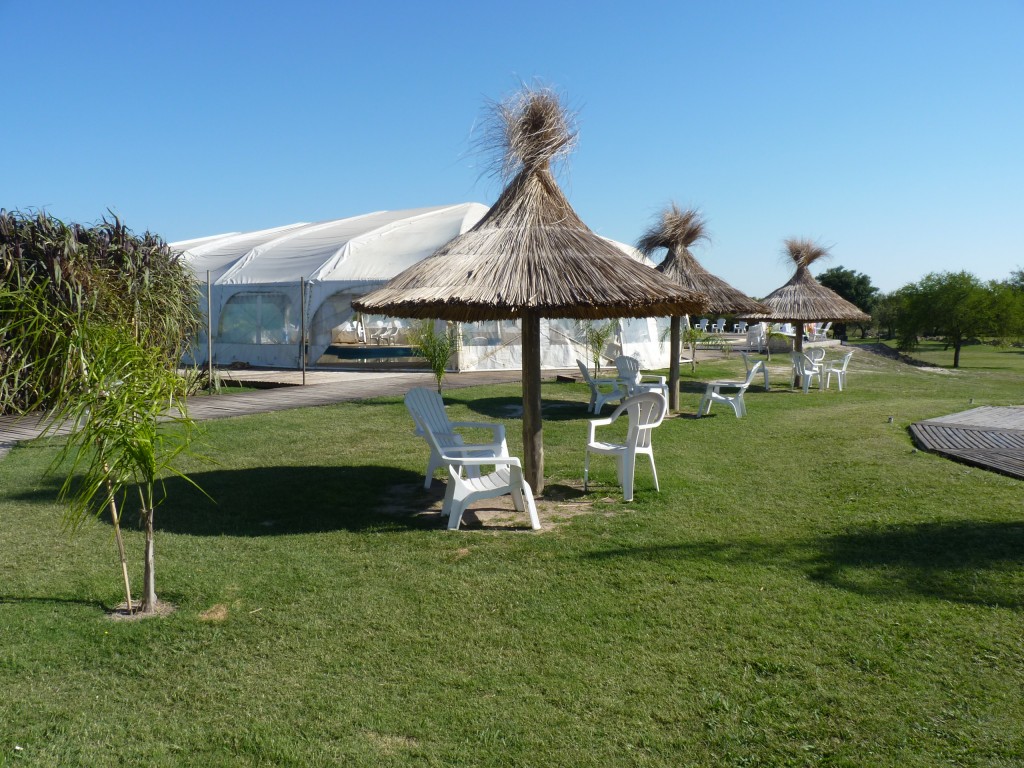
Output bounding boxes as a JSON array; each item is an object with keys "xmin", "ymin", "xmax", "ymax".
[{"xmin": 816, "ymin": 265, "xmax": 1024, "ymax": 369}]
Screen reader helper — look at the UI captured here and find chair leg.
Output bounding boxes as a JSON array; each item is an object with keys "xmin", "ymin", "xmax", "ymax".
[
  {"xmin": 698, "ymin": 394, "xmax": 710, "ymax": 416},
  {"xmin": 521, "ymin": 480, "xmax": 541, "ymax": 530},
  {"xmin": 583, "ymin": 450, "xmax": 590, "ymax": 491},
  {"xmin": 648, "ymin": 452, "xmax": 659, "ymax": 492},
  {"xmin": 622, "ymin": 455, "xmax": 635, "ymax": 502},
  {"xmin": 443, "ymin": 468, "xmax": 462, "ymax": 529},
  {"xmin": 425, "ymin": 456, "xmax": 440, "ymax": 489}
]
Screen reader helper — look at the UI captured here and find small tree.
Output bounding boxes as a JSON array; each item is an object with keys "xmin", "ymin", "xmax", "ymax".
[
  {"xmin": 411, "ymin": 319, "xmax": 458, "ymax": 393},
  {"xmin": 680, "ymin": 325, "xmax": 705, "ymax": 373},
  {"xmin": 1, "ymin": 284, "xmax": 200, "ymax": 615},
  {"xmin": 577, "ymin": 319, "xmax": 618, "ymax": 376}
]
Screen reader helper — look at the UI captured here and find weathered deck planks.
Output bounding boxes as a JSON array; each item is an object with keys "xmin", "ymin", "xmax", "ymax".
[{"xmin": 909, "ymin": 406, "xmax": 1024, "ymax": 479}]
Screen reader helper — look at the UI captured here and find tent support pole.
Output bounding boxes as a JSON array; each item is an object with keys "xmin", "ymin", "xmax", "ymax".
[
  {"xmin": 521, "ymin": 312, "xmax": 544, "ymax": 494},
  {"xmin": 300, "ymin": 277, "xmax": 306, "ymax": 386},
  {"xmin": 206, "ymin": 270, "xmax": 214, "ymax": 393},
  {"xmin": 669, "ymin": 315, "xmax": 681, "ymax": 412}
]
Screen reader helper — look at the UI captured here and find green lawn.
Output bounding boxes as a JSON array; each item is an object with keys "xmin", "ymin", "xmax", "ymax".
[{"xmin": 1, "ymin": 346, "xmax": 1022, "ymax": 766}]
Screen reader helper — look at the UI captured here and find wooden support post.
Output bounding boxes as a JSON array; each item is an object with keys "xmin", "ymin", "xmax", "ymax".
[
  {"xmin": 521, "ymin": 312, "xmax": 544, "ymax": 493},
  {"xmin": 668, "ymin": 315, "xmax": 681, "ymax": 412}
]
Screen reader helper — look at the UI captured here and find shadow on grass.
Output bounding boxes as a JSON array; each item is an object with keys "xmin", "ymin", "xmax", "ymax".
[
  {"xmin": 583, "ymin": 520, "xmax": 1024, "ymax": 608},
  {"xmin": 810, "ymin": 520, "xmax": 1024, "ymax": 609},
  {"xmin": 0, "ymin": 595, "xmax": 108, "ymax": 611},
  {"xmin": 464, "ymin": 395, "xmax": 591, "ymax": 422},
  {"xmin": 139, "ymin": 465, "xmax": 445, "ymax": 536}
]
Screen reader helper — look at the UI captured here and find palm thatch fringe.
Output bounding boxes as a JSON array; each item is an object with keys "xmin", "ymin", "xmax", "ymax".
[
  {"xmin": 740, "ymin": 238, "xmax": 871, "ymax": 323},
  {"xmin": 354, "ymin": 90, "xmax": 708, "ymax": 321},
  {"xmin": 639, "ymin": 204, "xmax": 768, "ymax": 315}
]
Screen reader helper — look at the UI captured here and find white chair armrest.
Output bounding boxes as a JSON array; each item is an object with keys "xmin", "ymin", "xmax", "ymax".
[
  {"xmin": 442, "ymin": 440, "xmax": 507, "ymax": 457},
  {"xmin": 442, "ymin": 455, "xmax": 522, "ymax": 468}
]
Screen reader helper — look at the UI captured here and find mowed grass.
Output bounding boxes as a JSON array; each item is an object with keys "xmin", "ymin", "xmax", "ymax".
[{"xmin": 1, "ymin": 346, "xmax": 1022, "ymax": 766}]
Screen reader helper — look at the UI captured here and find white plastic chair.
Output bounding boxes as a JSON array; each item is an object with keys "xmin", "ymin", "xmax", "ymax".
[
  {"xmin": 710, "ymin": 318, "xmax": 726, "ymax": 334},
  {"xmin": 404, "ymin": 388, "xmax": 508, "ymax": 489},
  {"xmin": 733, "ymin": 321, "xmax": 748, "ymax": 334},
  {"xmin": 577, "ymin": 359, "xmax": 627, "ymax": 414},
  {"xmin": 825, "ymin": 351, "xmax": 854, "ymax": 391},
  {"xmin": 584, "ymin": 391, "xmax": 667, "ymax": 502},
  {"xmin": 695, "ymin": 318, "xmax": 710, "ymax": 333},
  {"xmin": 613, "ymin": 355, "xmax": 668, "ymax": 400},
  {"xmin": 743, "ymin": 324, "xmax": 766, "ymax": 353},
  {"xmin": 698, "ymin": 360, "xmax": 764, "ymax": 418},
  {"xmin": 740, "ymin": 352, "xmax": 771, "ymax": 391},
  {"xmin": 789, "ymin": 353, "xmax": 823, "ymax": 393},
  {"xmin": 442, "ymin": 455, "xmax": 540, "ymax": 531}
]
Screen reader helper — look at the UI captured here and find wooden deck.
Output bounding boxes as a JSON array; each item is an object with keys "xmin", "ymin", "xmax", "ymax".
[
  {"xmin": 0, "ymin": 369, "xmax": 526, "ymax": 459},
  {"xmin": 909, "ymin": 406, "xmax": 1024, "ymax": 479}
]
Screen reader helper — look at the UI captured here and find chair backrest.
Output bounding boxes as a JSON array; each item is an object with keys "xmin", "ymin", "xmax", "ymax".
[
  {"xmin": 742, "ymin": 360, "xmax": 764, "ymax": 388},
  {"xmin": 606, "ymin": 391, "xmax": 667, "ymax": 450},
  {"xmin": 835, "ymin": 351, "xmax": 853, "ymax": 371},
  {"xmin": 577, "ymin": 359, "xmax": 595, "ymax": 386},
  {"xmin": 614, "ymin": 355, "xmax": 642, "ymax": 384},
  {"xmin": 808, "ymin": 348, "xmax": 825, "ymax": 364},
  {"xmin": 404, "ymin": 387, "xmax": 452, "ymax": 438}
]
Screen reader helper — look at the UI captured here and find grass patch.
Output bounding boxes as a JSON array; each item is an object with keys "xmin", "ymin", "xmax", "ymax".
[{"xmin": 1, "ymin": 347, "xmax": 1022, "ymax": 766}]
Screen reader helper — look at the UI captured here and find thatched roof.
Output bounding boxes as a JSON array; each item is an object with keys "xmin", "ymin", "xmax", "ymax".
[
  {"xmin": 639, "ymin": 204, "xmax": 769, "ymax": 316},
  {"xmin": 740, "ymin": 238, "xmax": 871, "ymax": 323},
  {"xmin": 352, "ymin": 89, "xmax": 709, "ymax": 322}
]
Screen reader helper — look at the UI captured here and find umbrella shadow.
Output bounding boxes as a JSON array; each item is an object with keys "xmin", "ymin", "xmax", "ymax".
[
  {"xmin": 466, "ymin": 395, "xmax": 591, "ymax": 422},
  {"xmin": 104, "ymin": 465, "xmax": 449, "ymax": 536},
  {"xmin": 581, "ymin": 520, "xmax": 1024, "ymax": 608},
  {"xmin": 808, "ymin": 520, "xmax": 1024, "ymax": 609}
]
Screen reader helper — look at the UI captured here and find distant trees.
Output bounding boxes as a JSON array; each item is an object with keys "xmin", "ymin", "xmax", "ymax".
[
  {"xmin": 890, "ymin": 270, "xmax": 1024, "ymax": 367},
  {"xmin": 816, "ymin": 266, "xmax": 879, "ymax": 338}
]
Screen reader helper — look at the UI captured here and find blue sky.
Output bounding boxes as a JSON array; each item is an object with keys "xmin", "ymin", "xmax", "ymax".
[{"xmin": 2, "ymin": 1, "xmax": 1021, "ymax": 296}]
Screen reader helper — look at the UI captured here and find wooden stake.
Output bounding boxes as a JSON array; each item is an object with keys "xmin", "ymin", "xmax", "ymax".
[{"xmin": 521, "ymin": 312, "xmax": 544, "ymax": 493}]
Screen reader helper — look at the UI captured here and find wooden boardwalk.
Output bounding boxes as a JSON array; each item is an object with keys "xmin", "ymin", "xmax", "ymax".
[
  {"xmin": 0, "ymin": 369, "xmax": 526, "ymax": 460},
  {"xmin": 909, "ymin": 406, "xmax": 1024, "ymax": 479}
]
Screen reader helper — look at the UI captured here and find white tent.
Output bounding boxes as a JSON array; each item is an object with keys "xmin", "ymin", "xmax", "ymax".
[{"xmin": 173, "ymin": 203, "xmax": 670, "ymax": 371}]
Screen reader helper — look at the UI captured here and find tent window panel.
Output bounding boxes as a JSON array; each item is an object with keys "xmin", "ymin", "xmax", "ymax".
[
  {"xmin": 220, "ymin": 292, "xmax": 295, "ymax": 344},
  {"xmin": 620, "ymin": 318, "xmax": 650, "ymax": 344},
  {"xmin": 311, "ymin": 292, "xmax": 358, "ymax": 343}
]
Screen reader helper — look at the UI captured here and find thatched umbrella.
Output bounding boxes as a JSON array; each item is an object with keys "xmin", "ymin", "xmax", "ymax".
[
  {"xmin": 741, "ymin": 238, "xmax": 870, "ymax": 385},
  {"xmin": 638, "ymin": 204, "xmax": 769, "ymax": 411},
  {"xmin": 353, "ymin": 88, "xmax": 709, "ymax": 492}
]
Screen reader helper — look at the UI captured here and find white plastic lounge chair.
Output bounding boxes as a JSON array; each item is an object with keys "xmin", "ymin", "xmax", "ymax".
[
  {"xmin": 577, "ymin": 359, "xmax": 627, "ymax": 414},
  {"xmin": 442, "ymin": 455, "xmax": 540, "ymax": 531},
  {"xmin": 740, "ymin": 352, "xmax": 771, "ymax": 391},
  {"xmin": 789, "ymin": 353, "xmax": 823, "ymax": 393},
  {"xmin": 824, "ymin": 351, "xmax": 854, "ymax": 391},
  {"xmin": 613, "ymin": 355, "xmax": 668, "ymax": 400},
  {"xmin": 404, "ymin": 387, "xmax": 509, "ymax": 489},
  {"xmin": 584, "ymin": 391, "xmax": 667, "ymax": 502},
  {"xmin": 698, "ymin": 360, "xmax": 764, "ymax": 418}
]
